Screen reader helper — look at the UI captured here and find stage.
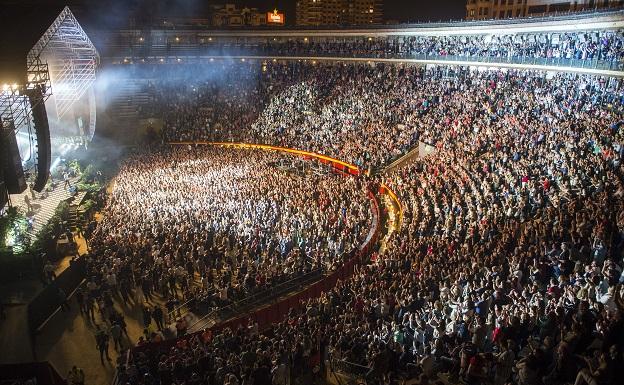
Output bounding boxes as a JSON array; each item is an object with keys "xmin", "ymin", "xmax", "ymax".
[{"xmin": 8, "ymin": 176, "xmax": 82, "ymax": 237}]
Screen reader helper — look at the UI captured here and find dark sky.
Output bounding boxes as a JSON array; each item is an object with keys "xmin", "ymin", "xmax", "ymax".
[
  {"xmin": 229, "ymin": 0, "xmax": 467, "ymax": 24},
  {"xmin": 3, "ymin": 0, "xmax": 468, "ymax": 32}
]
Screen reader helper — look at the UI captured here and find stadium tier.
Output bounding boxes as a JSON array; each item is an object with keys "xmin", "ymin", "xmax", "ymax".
[
  {"xmin": 1, "ymin": 7, "xmax": 624, "ymax": 385},
  {"xmin": 99, "ymin": 10, "xmax": 624, "ymax": 72}
]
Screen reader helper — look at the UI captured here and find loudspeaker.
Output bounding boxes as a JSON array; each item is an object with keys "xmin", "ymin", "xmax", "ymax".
[
  {"xmin": 0, "ymin": 119, "xmax": 27, "ymax": 194},
  {"xmin": 0, "ymin": 182, "xmax": 7, "ymax": 209},
  {"xmin": 27, "ymin": 87, "xmax": 51, "ymax": 192}
]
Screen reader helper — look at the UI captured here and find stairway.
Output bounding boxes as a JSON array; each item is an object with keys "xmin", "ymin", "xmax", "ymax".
[
  {"xmin": 106, "ymin": 78, "xmax": 153, "ymax": 143},
  {"xmin": 107, "ymin": 79, "xmax": 153, "ymax": 120},
  {"xmin": 67, "ymin": 191, "xmax": 88, "ymax": 231},
  {"xmin": 27, "ymin": 186, "xmax": 73, "ymax": 236}
]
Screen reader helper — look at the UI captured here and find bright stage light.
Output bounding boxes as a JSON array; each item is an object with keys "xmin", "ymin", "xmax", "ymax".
[{"xmin": 2, "ymin": 84, "xmax": 8, "ymax": 91}]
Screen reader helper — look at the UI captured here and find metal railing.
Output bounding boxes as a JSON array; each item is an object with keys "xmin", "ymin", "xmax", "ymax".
[
  {"xmin": 107, "ymin": 47, "xmax": 624, "ymax": 72},
  {"xmin": 187, "ymin": 267, "xmax": 325, "ymax": 333},
  {"xmin": 166, "ymin": 287, "xmax": 217, "ymax": 321},
  {"xmin": 329, "ymin": 355, "xmax": 374, "ymax": 385}
]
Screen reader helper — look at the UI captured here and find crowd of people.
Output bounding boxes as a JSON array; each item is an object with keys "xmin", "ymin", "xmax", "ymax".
[
  {"xmin": 152, "ymin": 61, "xmax": 623, "ymax": 171},
  {"xmin": 155, "ymin": 61, "xmax": 445, "ymax": 167},
  {"xmin": 81, "ymin": 146, "xmax": 372, "ymax": 347},
  {"xmin": 254, "ymin": 30, "xmax": 624, "ymax": 63},
  {"xmin": 105, "ymin": 58, "xmax": 624, "ymax": 385},
  {"xmin": 137, "ymin": 28, "xmax": 624, "ymax": 66}
]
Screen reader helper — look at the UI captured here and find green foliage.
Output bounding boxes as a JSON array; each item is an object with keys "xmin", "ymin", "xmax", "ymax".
[
  {"xmin": 75, "ymin": 181, "xmax": 101, "ymax": 193},
  {"xmin": 81, "ymin": 164, "xmax": 97, "ymax": 183},
  {"xmin": 55, "ymin": 201, "xmax": 70, "ymax": 219},
  {"xmin": 79, "ymin": 199, "xmax": 96, "ymax": 212},
  {"xmin": 27, "ymin": 201, "xmax": 69, "ymax": 256},
  {"xmin": 0, "ymin": 207, "xmax": 29, "ymax": 253},
  {"xmin": 68, "ymin": 159, "xmax": 82, "ymax": 174}
]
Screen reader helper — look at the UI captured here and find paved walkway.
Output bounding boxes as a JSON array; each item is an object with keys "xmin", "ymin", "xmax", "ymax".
[
  {"xmin": 0, "ymin": 207, "xmax": 144, "ymax": 385},
  {"xmin": 34, "ymin": 290, "xmax": 151, "ymax": 385}
]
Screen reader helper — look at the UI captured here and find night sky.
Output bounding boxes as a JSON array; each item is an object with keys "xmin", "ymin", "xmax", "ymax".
[
  {"xmin": 3, "ymin": 0, "xmax": 469, "ymax": 32},
  {"xmin": 235, "ymin": 0, "xmax": 467, "ymax": 24}
]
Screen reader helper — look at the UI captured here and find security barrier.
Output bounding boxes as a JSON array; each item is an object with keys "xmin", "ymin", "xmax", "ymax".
[{"xmin": 28, "ymin": 256, "xmax": 87, "ymax": 334}]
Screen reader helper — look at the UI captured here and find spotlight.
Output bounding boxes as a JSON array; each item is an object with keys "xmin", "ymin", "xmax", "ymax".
[{"xmin": 2, "ymin": 84, "xmax": 8, "ymax": 91}]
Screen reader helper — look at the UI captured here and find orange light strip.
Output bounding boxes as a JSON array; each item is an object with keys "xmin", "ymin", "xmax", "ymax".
[
  {"xmin": 381, "ymin": 182, "xmax": 403, "ymax": 229},
  {"xmin": 170, "ymin": 141, "xmax": 361, "ymax": 173}
]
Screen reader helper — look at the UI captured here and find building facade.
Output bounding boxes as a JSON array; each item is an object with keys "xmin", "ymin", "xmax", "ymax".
[
  {"xmin": 211, "ymin": 3, "xmax": 272, "ymax": 27},
  {"xmin": 466, "ymin": 0, "xmax": 624, "ymax": 20},
  {"xmin": 296, "ymin": 0, "xmax": 383, "ymax": 26}
]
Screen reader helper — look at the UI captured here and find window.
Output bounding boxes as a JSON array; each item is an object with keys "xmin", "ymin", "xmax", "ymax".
[
  {"xmin": 527, "ymin": 4, "xmax": 547, "ymax": 14},
  {"xmin": 549, "ymin": 2, "xmax": 571, "ymax": 12}
]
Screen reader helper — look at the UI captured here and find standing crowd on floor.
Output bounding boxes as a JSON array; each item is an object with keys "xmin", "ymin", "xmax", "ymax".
[{"xmin": 78, "ymin": 146, "xmax": 373, "ymax": 360}]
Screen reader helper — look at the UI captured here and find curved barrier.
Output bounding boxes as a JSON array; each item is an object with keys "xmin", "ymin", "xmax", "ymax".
[
  {"xmin": 131, "ymin": 143, "xmax": 382, "ymax": 354},
  {"xmin": 380, "ymin": 182, "xmax": 404, "ymax": 230},
  {"xmin": 171, "ymin": 141, "xmax": 362, "ymax": 175}
]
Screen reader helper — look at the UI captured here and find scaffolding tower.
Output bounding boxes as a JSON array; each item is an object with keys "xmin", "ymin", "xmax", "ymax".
[{"xmin": 29, "ymin": 6, "xmax": 99, "ymax": 121}]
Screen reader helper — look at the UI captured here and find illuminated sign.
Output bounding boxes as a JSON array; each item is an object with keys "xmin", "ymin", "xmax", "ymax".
[{"xmin": 267, "ymin": 9, "xmax": 285, "ymax": 25}]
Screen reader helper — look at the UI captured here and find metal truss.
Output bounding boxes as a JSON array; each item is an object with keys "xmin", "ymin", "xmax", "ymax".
[
  {"xmin": 0, "ymin": 86, "xmax": 32, "ymax": 132},
  {"xmin": 29, "ymin": 6, "xmax": 99, "ymax": 120},
  {"xmin": 0, "ymin": 60, "xmax": 50, "ymax": 133}
]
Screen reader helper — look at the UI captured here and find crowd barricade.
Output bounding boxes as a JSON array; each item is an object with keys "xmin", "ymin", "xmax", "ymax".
[
  {"xmin": 187, "ymin": 268, "xmax": 324, "ymax": 332},
  {"xmin": 131, "ymin": 143, "xmax": 381, "ymax": 356},
  {"xmin": 28, "ymin": 256, "xmax": 87, "ymax": 335}
]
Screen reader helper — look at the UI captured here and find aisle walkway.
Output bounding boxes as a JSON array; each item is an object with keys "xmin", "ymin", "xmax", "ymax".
[{"xmin": 35, "ymin": 292, "xmax": 144, "ymax": 385}]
